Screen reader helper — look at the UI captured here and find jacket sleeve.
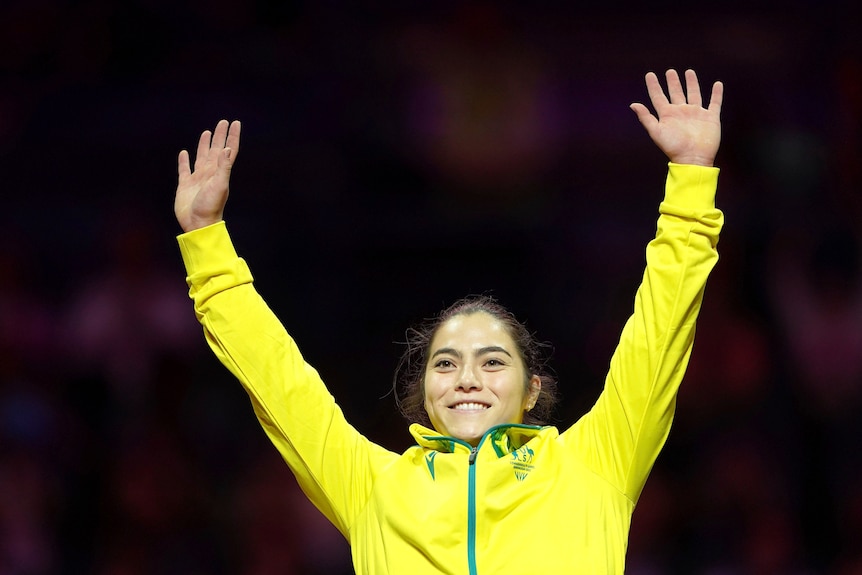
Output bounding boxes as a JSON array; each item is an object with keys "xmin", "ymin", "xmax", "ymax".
[
  {"xmin": 560, "ymin": 162, "xmax": 723, "ymax": 503},
  {"xmin": 178, "ymin": 221, "xmax": 397, "ymax": 538}
]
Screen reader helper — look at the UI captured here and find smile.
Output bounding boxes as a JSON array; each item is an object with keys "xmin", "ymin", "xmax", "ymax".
[{"xmin": 450, "ymin": 402, "xmax": 490, "ymax": 411}]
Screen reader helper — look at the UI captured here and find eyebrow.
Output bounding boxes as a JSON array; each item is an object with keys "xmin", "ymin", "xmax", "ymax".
[{"xmin": 430, "ymin": 346, "xmax": 513, "ymax": 360}]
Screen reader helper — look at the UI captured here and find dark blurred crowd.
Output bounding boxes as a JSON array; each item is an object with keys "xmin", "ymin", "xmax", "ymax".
[{"xmin": 2, "ymin": 1, "xmax": 862, "ymax": 573}]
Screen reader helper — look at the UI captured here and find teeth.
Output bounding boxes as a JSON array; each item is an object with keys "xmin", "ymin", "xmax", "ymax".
[{"xmin": 452, "ymin": 402, "xmax": 488, "ymax": 411}]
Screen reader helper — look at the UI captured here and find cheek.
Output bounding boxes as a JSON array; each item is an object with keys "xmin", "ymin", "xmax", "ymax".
[
  {"xmin": 422, "ymin": 383, "xmax": 431, "ymax": 410},
  {"xmin": 422, "ymin": 374, "xmax": 439, "ymax": 404},
  {"xmin": 422, "ymin": 378, "xmax": 443, "ymax": 421},
  {"xmin": 495, "ymin": 374, "xmax": 529, "ymax": 403}
]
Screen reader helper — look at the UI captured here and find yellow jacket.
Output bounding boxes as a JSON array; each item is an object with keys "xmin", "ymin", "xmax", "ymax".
[{"xmin": 178, "ymin": 163, "xmax": 722, "ymax": 574}]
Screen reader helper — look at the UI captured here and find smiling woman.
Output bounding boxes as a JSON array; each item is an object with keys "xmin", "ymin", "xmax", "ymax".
[
  {"xmin": 421, "ymin": 310, "xmax": 544, "ymax": 446},
  {"xmin": 394, "ymin": 294, "xmax": 558, "ymax": 435},
  {"xmin": 174, "ymin": 69, "xmax": 724, "ymax": 574}
]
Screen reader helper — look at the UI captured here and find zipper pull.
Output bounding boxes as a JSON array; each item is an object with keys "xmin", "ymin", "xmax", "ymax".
[{"xmin": 469, "ymin": 446, "xmax": 478, "ymax": 465}]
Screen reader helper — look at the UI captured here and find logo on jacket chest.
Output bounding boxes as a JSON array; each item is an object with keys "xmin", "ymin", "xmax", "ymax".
[
  {"xmin": 422, "ymin": 445, "xmax": 536, "ymax": 481},
  {"xmin": 425, "ymin": 451, "xmax": 437, "ymax": 480},
  {"xmin": 509, "ymin": 445, "xmax": 535, "ymax": 481}
]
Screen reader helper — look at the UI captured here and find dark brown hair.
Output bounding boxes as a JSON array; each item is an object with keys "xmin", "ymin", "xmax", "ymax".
[{"xmin": 393, "ymin": 295, "xmax": 558, "ymax": 428}]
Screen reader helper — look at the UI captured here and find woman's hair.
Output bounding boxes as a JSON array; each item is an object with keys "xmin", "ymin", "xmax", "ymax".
[{"xmin": 393, "ymin": 294, "xmax": 559, "ymax": 428}]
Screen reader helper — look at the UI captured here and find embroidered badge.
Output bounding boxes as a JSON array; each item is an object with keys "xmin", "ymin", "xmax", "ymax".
[{"xmin": 510, "ymin": 445, "xmax": 535, "ymax": 481}]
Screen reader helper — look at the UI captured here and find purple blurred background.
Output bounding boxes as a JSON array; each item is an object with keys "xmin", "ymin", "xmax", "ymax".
[{"xmin": 2, "ymin": 1, "xmax": 861, "ymax": 573}]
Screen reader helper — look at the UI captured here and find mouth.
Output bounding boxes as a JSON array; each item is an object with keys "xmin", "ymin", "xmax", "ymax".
[{"xmin": 449, "ymin": 402, "xmax": 490, "ymax": 411}]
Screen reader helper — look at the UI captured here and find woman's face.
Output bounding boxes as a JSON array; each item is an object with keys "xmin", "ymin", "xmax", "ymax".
[{"xmin": 423, "ymin": 312, "xmax": 541, "ymax": 446}]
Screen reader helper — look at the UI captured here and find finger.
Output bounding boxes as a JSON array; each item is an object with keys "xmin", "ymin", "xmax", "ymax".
[
  {"xmin": 664, "ymin": 69, "xmax": 686, "ymax": 105},
  {"xmin": 211, "ymin": 119, "xmax": 229, "ymax": 152},
  {"xmin": 225, "ymin": 120, "xmax": 242, "ymax": 162},
  {"xmin": 217, "ymin": 146, "xmax": 234, "ymax": 173},
  {"xmin": 194, "ymin": 130, "xmax": 211, "ymax": 172},
  {"xmin": 630, "ymin": 103, "xmax": 659, "ymax": 132},
  {"xmin": 684, "ymin": 69, "xmax": 702, "ymax": 107},
  {"xmin": 178, "ymin": 149, "xmax": 191, "ymax": 179},
  {"xmin": 708, "ymin": 81, "xmax": 724, "ymax": 115},
  {"xmin": 644, "ymin": 71, "xmax": 668, "ymax": 112}
]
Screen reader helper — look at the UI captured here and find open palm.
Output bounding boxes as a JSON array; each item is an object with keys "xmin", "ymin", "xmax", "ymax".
[
  {"xmin": 630, "ymin": 70, "xmax": 723, "ymax": 167},
  {"xmin": 175, "ymin": 119, "xmax": 241, "ymax": 233}
]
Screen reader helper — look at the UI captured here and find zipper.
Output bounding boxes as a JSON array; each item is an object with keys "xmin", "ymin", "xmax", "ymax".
[
  {"xmin": 468, "ymin": 446, "xmax": 478, "ymax": 575},
  {"xmin": 419, "ymin": 424, "xmax": 542, "ymax": 575}
]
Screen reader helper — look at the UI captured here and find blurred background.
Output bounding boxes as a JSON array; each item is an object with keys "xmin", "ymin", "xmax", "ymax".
[{"xmin": 2, "ymin": 0, "xmax": 861, "ymax": 573}]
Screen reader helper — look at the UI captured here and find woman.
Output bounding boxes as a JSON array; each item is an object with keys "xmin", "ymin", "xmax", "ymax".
[{"xmin": 175, "ymin": 69, "xmax": 724, "ymax": 574}]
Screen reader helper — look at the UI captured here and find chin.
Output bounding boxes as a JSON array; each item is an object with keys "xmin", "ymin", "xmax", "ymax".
[{"xmin": 449, "ymin": 425, "xmax": 487, "ymax": 445}]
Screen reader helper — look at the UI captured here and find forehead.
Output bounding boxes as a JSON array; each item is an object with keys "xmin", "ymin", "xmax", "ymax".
[{"xmin": 431, "ymin": 312, "xmax": 515, "ymax": 348}]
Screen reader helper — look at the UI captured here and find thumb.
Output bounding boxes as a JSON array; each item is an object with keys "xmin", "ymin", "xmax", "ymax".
[
  {"xmin": 218, "ymin": 147, "xmax": 234, "ymax": 172},
  {"xmin": 630, "ymin": 103, "xmax": 657, "ymax": 130}
]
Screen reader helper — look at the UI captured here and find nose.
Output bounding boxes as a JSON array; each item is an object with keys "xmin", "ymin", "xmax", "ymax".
[{"xmin": 456, "ymin": 365, "xmax": 483, "ymax": 391}]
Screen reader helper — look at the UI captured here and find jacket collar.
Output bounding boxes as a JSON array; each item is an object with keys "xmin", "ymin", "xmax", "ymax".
[{"xmin": 409, "ymin": 422, "xmax": 543, "ymax": 457}]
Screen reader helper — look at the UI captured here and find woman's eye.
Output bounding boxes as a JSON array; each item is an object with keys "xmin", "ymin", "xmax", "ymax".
[
  {"xmin": 486, "ymin": 359, "xmax": 504, "ymax": 367},
  {"xmin": 435, "ymin": 359, "xmax": 453, "ymax": 369}
]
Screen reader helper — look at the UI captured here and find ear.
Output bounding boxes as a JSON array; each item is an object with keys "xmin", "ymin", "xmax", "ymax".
[{"xmin": 525, "ymin": 375, "xmax": 542, "ymax": 411}]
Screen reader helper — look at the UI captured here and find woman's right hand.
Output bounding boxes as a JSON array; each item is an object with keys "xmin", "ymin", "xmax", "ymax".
[{"xmin": 175, "ymin": 119, "xmax": 241, "ymax": 233}]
